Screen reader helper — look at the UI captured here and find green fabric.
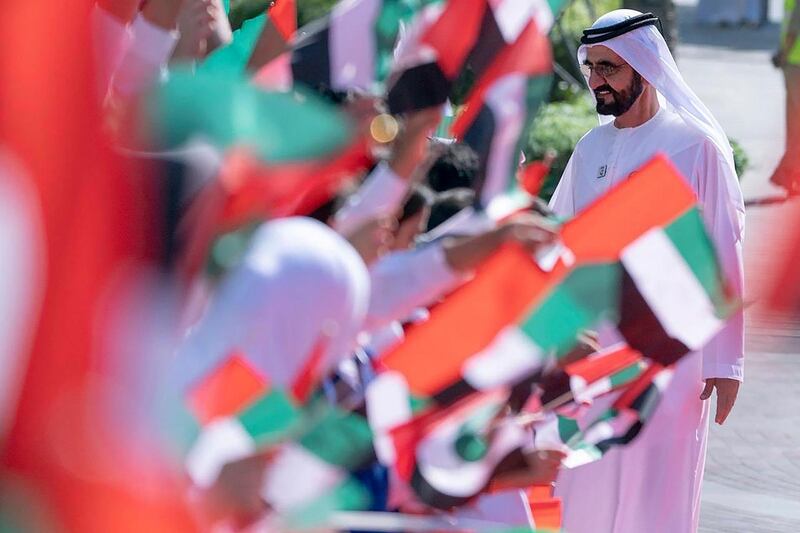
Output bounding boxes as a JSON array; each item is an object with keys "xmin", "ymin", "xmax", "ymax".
[
  {"xmin": 663, "ymin": 209, "xmax": 733, "ymax": 318},
  {"xmin": 608, "ymin": 362, "xmax": 644, "ymax": 389},
  {"xmin": 455, "ymin": 432, "xmax": 489, "ymax": 461},
  {"xmin": 199, "ymin": 13, "xmax": 266, "ymax": 75},
  {"xmin": 557, "ymin": 415, "xmax": 580, "ymax": 443},
  {"xmin": 509, "ymin": 74, "xmax": 553, "ymax": 191},
  {"xmin": 299, "ymin": 407, "xmax": 374, "ymax": 470},
  {"xmin": 238, "ymin": 389, "xmax": 302, "ymax": 445},
  {"xmin": 144, "ymin": 69, "xmax": 353, "ymax": 162},
  {"xmin": 519, "ymin": 263, "xmax": 621, "ymax": 356}
]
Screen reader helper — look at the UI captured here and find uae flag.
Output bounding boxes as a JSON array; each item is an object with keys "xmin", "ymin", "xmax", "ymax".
[
  {"xmin": 183, "ymin": 350, "xmax": 376, "ymax": 516},
  {"xmin": 387, "ymin": 0, "xmax": 560, "ymax": 115},
  {"xmin": 389, "ymin": 388, "xmax": 532, "ymax": 510},
  {"xmin": 523, "ymin": 343, "xmax": 646, "ymax": 410},
  {"xmin": 386, "ymin": 0, "xmax": 487, "ymax": 113},
  {"xmin": 139, "ymin": 70, "xmax": 368, "ymax": 281},
  {"xmin": 532, "ymin": 364, "xmax": 674, "ymax": 468},
  {"xmin": 378, "ymin": 156, "xmax": 738, "ymax": 407},
  {"xmin": 451, "ymin": 0, "xmax": 562, "ymax": 206},
  {"xmin": 291, "ymin": 0, "xmax": 432, "ymax": 95}
]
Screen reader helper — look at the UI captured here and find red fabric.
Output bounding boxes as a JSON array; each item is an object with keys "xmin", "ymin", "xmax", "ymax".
[
  {"xmin": 269, "ymin": 0, "xmax": 297, "ymax": 42},
  {"xmin": 518, "ymin": 160, "xmax": 551, "ymax": 197},
  {"xmin": 421, "ymin": 0, "xmax": 486, "ymax": 78},
  {"xmin": 188, "ymin": 351, "xmax": 270, "ymax": 424},
  {"xmin": 766, "ymin": 206, "xmax": 800, "ymax": 313},
  {"xmin": 526, "ymin": 486, "xmax": 562, "ymax": 531},
  {"xmin": 0, "ymin": 2, "xmax": 193, "ymax": 530},
  {"xmin": 452, "ymin": 19, "xmax": 552, "ymax": 138},
  {"xmin": 565, "ymin": 345, "xmax": 643, "ymax": 384}
]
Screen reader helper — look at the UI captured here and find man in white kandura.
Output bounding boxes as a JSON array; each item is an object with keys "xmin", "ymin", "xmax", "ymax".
[{"xmin": 549, "ymin": 9, "xmax": 745, "ymax": 533}]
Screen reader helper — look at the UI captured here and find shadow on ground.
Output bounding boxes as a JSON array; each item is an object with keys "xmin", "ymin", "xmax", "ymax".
[{"xmin": 676, "ymin": 4, "xmax": 782, "ymax": 52}]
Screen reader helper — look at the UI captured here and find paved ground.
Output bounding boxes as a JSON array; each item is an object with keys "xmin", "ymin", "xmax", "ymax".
[{"xmin": 672, "ymin": 1, "xmax": 800, "ymax": 531}]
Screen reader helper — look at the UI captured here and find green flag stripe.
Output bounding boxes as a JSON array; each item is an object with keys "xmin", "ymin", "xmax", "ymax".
[
  {"xmin": 663, "ymin": 208, "xmax": 732, "ymax": 316},
  {"xmin": 238, "ymin": 389, "xmax": 302, "ymax": 445},
  {"xmin": 608, "ymin": 362, "xmax": 645, "ymax": 389},
  {"xmin": 147, "ymin": 70, "xmax": 353, "ymax": 162},
  {"xmin": 557, "ymin": 414, "xmax": 580, "ymax": 443},
  {"xmin": 298, "ymin": 407, "xmax": 374, "ymax": 469},
  {"xmin": 518, "ymin": 263, "xmax": 621, "ymax": 356},
  {"xmin": 509, "ymin": 74, "xmax": 553, "ymax": 190}
]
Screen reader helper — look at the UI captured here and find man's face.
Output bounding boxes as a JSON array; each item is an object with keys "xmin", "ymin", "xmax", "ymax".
[{"xmin": 583, "ymin": 46, "xmax": 644, "ymax": 117}]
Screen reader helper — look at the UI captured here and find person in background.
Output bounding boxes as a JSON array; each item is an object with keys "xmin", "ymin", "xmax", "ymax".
[
  {"xmin": 550, "ymin": 9, "xmax": 744, "ymax": 532},
  {"xmin": 770, "ymin": 0, "xmax": 800, "ymax": 194}
]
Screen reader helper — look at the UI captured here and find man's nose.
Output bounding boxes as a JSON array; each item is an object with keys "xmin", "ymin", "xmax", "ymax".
[{"xmin": 588, "ymin": 70, "xmax": 605, "ymax": 90}]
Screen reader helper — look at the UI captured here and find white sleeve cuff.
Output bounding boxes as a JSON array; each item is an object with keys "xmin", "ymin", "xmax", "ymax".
[
  {"xmin": 702, "ymin": 362, "xmax": 743, "ymax": 382},
  {"xmin": 111, "ymin": 14, "xmax": 179, "ymax": 97},
  {"xmin": 91, "ymin": 5, "xmax": 133, "ymax": 96},
  {"xmin": 333, "ymin": 162, "xmax": 409, "ymax": 237}
]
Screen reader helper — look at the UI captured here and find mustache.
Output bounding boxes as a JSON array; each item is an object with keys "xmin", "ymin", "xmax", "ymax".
[{"xmin": 594, "ymin": 84, "xmax": 618, "ymax": 95}]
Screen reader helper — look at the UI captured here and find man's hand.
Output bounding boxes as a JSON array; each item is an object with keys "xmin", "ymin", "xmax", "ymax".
[
  {"xmin": 489, "ymin": 450, "xmax": 566, "ymax": 491},
  {"xmin": 700, "ymin": 377, "xmax": 740, "ymax": 425},
  {"xmin": 501, "ymin": 213, "xmax": 559, "ymax": 254}
]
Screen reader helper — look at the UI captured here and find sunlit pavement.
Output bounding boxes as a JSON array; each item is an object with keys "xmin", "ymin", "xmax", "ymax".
[{"xmin": 668, "ymin": 1, "xmax": 800, "ymax": 530}]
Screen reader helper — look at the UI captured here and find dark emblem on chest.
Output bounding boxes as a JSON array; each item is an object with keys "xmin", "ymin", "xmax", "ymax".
[{"xmin": 597, "ymin": 165, "xmax": 608, "ymax": 179}]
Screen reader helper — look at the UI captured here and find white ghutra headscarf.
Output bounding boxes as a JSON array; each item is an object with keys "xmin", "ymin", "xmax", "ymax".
[{"xmin": 578, "ymin": 9, "xmax": 736, "ymax": 172}]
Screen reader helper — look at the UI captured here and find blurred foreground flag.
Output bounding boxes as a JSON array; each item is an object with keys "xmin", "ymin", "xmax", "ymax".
[
  {"xmin": 291, "ymin": 0, "xmax": 435, "ymax": 96},
  {"xmin": 140, "ymin": 70, "xmax": 354, "ymax": 163},
  {"xmin": 766, "ymin": 205, "xmax": 800, "ymax": 315},
  {"xmin": 0, "ymin": 1, "xmax": 193, "ymax": 531}
]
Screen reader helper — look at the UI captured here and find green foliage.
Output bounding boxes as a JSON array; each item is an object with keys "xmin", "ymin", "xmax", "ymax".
[
  {"xmin": 550, "ymin": 0, "xmax": 621, "ymax": 101},
  {"xmin": 297, "ymin": 0, "xmax": 338, "ymax": 26},
  {"xmin": 729, "ymin": 138, "xmax": 749, "ymax": 179},
  {"xmin": 523, "ymin": 96, "xmax": 598, "ymax": 201}
]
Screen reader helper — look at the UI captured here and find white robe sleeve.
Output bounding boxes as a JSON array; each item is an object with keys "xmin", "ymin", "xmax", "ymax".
[
  {"xmin": 365, "ymin": 244, "xmax": 466, "ymax": 331},
  {"xmin": 694, "ymin": 141, "xmax": 745, "ymax": 381},
  {"xmin": 333, "ymin": 162, "xmax": 410, "ymax": 237},
  {"xmin": 110, "ymin": 14, "xmax": 178, "ymax": 98},
  {"xmin": 548, "ymin": 151, "xmax": 579, "ymax": 218},
  {"xmin": 91, "ymin": 5, "xmax": 133, "ymax": 99}
]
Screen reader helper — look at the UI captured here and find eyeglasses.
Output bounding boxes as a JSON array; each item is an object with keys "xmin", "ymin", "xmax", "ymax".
[{"xmin": 580, "ymin": 62, "xmax": 629, "ymax": 79}]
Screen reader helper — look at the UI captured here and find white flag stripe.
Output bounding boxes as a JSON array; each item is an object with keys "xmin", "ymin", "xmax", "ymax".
[
  {"xmin": 261, "ymin": 443, "xmax": 346, "ymax": 512},
  {"xmin": 480, "ymin": 73, "xmax": 528, "ymax": 205},
  {"xmin": 531, "ymin": 412, "xmax": 569, "ymax": 451},
  {"xmin": 532, "ymin": 0, "xmax": 555, "ymax": 32},
  {"xmin": 462, "ymin": 325, "xmax": 544, "ymax": 390},
  {"xmin": 0, "ymin": 154, "xmax": 45, "ymax": 439},
  {"xmin": 492, "ymin": 0, "xmax": 536, "ymax": 43},
  {"xmin": 366, "ymin": 371, "xmax": 413, "ymax": 465},
  {"xmin": 570, "ymin": 374, "xmax": 614, "ymax": 404},
  {"xmin": 185, "ymin": 418, "xmax": 256, "ymax": 487},
  {"xmin": 417, "ymin": 417, "xmax": 528, "ymax": 498},
  {"xmin": 331, "ymin": 0, "xmax": 381, "ymax": 91},
  {"xmin": 621, "ymin": 228, "xmax": 723, "ymax": 350}
]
